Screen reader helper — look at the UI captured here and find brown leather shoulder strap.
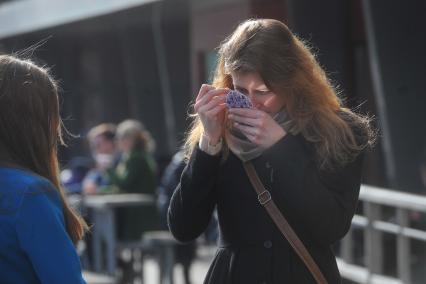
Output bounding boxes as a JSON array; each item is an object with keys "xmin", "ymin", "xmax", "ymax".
[{"xmin": 243, "ymin": 161, "xmax": 328, "ymax": 284}]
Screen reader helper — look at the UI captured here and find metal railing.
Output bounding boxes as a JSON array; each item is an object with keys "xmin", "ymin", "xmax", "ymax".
[{"xmin": 337, "ymin": 184, "xmax": 426, "ymax": 284}]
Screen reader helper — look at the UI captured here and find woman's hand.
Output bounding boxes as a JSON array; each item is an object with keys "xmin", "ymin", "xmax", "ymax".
[
  {"xmin": 193, "ymin": 84, "xmax": 228, "ymax": 144},
  {"xmin": 228, "ymin": 108, "xmax": 287, "ymax": 148}
]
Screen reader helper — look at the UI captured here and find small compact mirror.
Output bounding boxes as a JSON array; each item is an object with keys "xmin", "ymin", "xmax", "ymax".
[{"xmin": 225, "ymin": 90, "xmax": 253, "ymax": 109}]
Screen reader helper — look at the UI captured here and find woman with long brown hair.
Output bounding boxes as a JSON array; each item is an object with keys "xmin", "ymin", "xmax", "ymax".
[
  {"xmin": 168, "ymin": 19, "xmax": 375, "ymax": 283},
  {"xmin": 0, "ymin": 55, "xmax": 87, "ymax": 283}
]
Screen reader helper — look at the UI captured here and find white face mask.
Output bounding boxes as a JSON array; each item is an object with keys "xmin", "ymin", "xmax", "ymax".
[{"xmin": 94, "ymin": 153, "xmax": 114, "ymax": 169}]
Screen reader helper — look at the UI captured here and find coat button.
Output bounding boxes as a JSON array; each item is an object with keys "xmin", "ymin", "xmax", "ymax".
[{"xmin": 263, "ymin": 240, "xmax": 272, "ymax": 249}]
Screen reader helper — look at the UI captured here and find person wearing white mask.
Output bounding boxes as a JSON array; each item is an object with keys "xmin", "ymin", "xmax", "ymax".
[{"xmin": 82, "ymin": 123, "xmax": 119, "ymax": 195}]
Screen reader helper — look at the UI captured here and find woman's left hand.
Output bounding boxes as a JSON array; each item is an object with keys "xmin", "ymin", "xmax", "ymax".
[{"xmin": 228, "ymin": 108, "xmax": 287, "ymax": 148}]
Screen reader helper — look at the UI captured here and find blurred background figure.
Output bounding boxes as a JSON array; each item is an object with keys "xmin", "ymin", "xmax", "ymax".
[
  {"xmin": 110, "ymin": 119, "xmax": 160, "ymax": 283},
  {"xmin": 104, "ymin": 119, "xmax": 159, "ymax": 238},
  {"xmin": 61, "ymin": 157, "xmax": 94, "ymax": 195},
  {"xmin": 157, "ymin": 150, "xmax": 196, "ymax": 284},
  {"xmin": 157, "ymin": 149, "xmax": 219, "ymax": 284},
  {"xmin": 82, "ymin": 123, "xmax": 119, "ymax": 195},
  {"xmin": 80, "ymin": 120, "xmax": 160, "ymax": 282},
  {"xmin": 108, "ymin": 119, "xmax": 157, "ymax": 196},
  {"xmin": 157, "ymin": 151, "xmax": 185, "ymax": 229}
]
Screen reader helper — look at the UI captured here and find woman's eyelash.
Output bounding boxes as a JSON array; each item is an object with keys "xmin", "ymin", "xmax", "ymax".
[
  {"xmin": 234, "ymin": 88, "xmax": 270, "ymax": 95},
  {"xmin": 256, "ymin": 91, "xmax": 271, "ymax": 95}
]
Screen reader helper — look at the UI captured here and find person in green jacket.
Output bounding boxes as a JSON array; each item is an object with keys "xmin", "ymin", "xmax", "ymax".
[
  {"xmin": 108, "ymin": 120, "xmax": 157, "ymax": 195},
  {"xmin": 108, "ymin": 119, "xmax": 159, "ymax": 241}
]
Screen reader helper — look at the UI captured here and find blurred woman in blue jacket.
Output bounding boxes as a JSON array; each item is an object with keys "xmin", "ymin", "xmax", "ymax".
[{"xmin": 0, "ymin": 55, "xmax": 88, "ymax": 284}]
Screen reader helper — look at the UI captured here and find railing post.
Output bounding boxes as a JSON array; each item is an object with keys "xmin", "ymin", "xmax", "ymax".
[
  {"xmin": 364, "ymin": 202, "xmax": 383, "ymax": 282},
  {"xmin": 341, "ymin": 227, "xmax": 353, "ymax": 263},
  {"xmin": 396, "ymin": 208, "xmax": 411, "ymax": 284}
]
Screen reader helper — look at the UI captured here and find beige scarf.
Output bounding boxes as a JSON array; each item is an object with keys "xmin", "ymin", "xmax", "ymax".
[{"xmin": 225, "ymin": 109, "xmax": 293, "ymax": 162}]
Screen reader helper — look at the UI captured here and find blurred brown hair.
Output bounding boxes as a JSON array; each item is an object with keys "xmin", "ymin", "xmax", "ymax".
[
  {"xmin": 116, "ymin": 119, "xmax": 155, "ymax": 154},
  {"xmin": 0, "ymin": 54, "xmax": 87, "ymax": 243}
]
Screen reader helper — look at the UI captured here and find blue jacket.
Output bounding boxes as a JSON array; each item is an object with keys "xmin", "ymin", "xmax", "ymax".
[{"xmin": 0, "ymin": 166, "xmax": 86, "ymax": 284}]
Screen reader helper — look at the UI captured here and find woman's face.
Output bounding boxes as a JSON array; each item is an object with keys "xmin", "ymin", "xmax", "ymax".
[
  {"xmin": 231, "ymin": 71, "xmax": 286, "ymax": 115},
  {"xmin": 92, "ymin": 135, "xmax": 116, "ymax": 155}
]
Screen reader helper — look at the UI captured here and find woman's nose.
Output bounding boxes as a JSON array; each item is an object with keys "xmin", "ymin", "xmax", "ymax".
[
  {"xmin": 247, "ymin": 93, "xmax": 255, "ymax": 102},
  {"xmin": 247, "ymin": 93, "xmax": 258, "ymax": 106}
]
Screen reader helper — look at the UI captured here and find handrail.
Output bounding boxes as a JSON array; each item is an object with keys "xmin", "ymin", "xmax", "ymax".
[
  {"xmin": 360, "ymin": 184, "xmax": 426, "ymax": 212},
  {"xmin": 338, "ymin": 184, "xmax": 426, "ymax": 284}
]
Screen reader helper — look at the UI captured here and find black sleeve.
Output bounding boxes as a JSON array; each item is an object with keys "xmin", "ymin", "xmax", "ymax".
[
  {"xmin": 261, "ymin": 134, "xmax": 364, "ymax": 246},
  {"xmin": 167, "ymin": 146, "xmax": 221, "ymax": 243}
]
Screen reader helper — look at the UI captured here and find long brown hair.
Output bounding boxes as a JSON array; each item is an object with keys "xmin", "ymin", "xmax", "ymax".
[
  {"xmin": 0, "ymin": 54, "xmax": 87, "ymax": 243},
  {"xmin": 185, "ymin": 19, "xmax": 375, "ymax": 170}
]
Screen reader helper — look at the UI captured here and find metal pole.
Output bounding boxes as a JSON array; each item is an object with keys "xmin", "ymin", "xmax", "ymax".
[
  {"xmin": 396, "ymin": 208, "xmax": 411, "ymax": 284},
  {"xmin": 364, "ymin": 202, "xmax": 383, "ymax": 282},
  {"xmin": 341, "ymin": 227, "xmax": 354, "ymax": 263},
  {"xmin": 361, "ymin": 0, "xmax": 398, "ymax": 188},
  {"xmin": 151, "ymin": 2, "xmax": 177, "ymax": 153}
]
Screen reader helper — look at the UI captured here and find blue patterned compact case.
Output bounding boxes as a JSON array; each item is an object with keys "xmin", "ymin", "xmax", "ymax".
[{"xmin": 226, "ymin": 90, "xmax": 253, "ymax": 109}]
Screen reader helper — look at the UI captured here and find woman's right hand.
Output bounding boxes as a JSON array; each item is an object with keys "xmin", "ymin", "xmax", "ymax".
[{"xmin": 193, "ymin": 84, "xmax": 228, "ymax": 144}]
